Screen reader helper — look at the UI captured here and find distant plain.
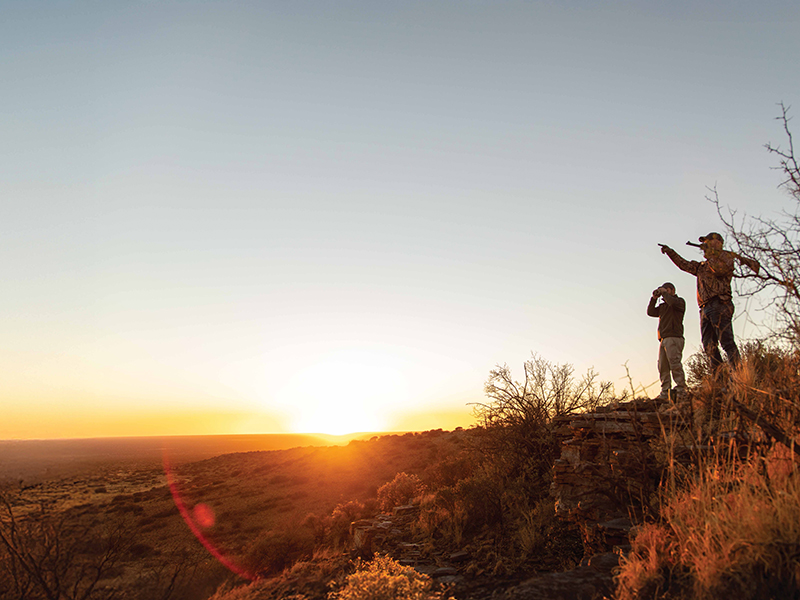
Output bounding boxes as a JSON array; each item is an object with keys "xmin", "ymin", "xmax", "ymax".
[
  {"xmin": 0, "ymin": 430, "xmax": 466, "ymax": 598},
  {"xmin": 0, "ymin": 433, "xmax": 375, "ymax": 485}
]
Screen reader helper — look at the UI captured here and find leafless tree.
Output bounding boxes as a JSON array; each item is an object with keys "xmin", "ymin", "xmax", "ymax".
[
  {"xmin": 472, "ymin": 353, "xmax": 614, "ymax": 480},
  {"xmin": 479, "ymin": 352, "xmax": 613, "ymax": 422},
  {"xmin": 711, "ymin": 103, "xmax": 800, "ymax": 347},
  {"xmin": 0, "ymin": 490, "xmax": 204, "ymax": 600},
  {"xmin": 0, "ymin": 490, "xmax": 131, "ymax": 600}
]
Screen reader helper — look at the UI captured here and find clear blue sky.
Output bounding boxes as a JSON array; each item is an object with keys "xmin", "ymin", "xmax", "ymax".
[{"xmin": 2, "ymin": 1, "xmax": 799, "ymax": 437}]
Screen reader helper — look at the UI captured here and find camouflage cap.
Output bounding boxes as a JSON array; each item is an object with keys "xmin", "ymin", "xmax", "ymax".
[{"xmin": 699, "ymin": 232, "xmax": 724, "ymax": 243}]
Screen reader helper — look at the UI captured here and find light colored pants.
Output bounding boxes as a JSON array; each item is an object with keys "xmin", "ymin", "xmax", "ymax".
[{"xmin": 659, "ymin": 336, "xmax": 686, "ymax": 393}]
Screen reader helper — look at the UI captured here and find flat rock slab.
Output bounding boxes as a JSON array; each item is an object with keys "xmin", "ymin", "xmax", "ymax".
[
  {"xmin": 502, "ymin": 558, "xmax": 617, "ymax": 600},
  {"xmin": 393, "ymin": 504, "xmax": 419, "ymax": 516}
]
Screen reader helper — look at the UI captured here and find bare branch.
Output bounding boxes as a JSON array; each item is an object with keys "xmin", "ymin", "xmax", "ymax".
[
  {"xmin": 710, "ymin": 105, "xmax": 800, "ymax": 347},
  {"xmin": 474, "ymin": 352, "xmax": 615, "ymax": 482}
]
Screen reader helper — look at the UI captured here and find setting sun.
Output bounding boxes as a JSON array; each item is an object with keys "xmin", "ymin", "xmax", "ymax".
[
  {"xmin": 273, "ymin": 351, "xmax": 410, "ymax": 435},
  {"xmin": 3, "ymin": 2, "xmax": 798, "ymax": 599}
]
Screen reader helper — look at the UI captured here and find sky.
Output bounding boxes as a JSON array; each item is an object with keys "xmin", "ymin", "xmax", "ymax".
[{"xmin": 2, "ymin": 1, "xmax": 800, "ymax": 439}]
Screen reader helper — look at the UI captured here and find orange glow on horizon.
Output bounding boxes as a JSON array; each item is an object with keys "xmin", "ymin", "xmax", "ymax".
[
  {"xmin": 1, "ymin": 401, "xmax": 475, "ymax": 440},
  {"xmin": 0, "ymin": 406, "xmax": 284, "ymax": 440}
]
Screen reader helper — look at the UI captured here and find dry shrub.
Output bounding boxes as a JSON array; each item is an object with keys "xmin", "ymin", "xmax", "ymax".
[
  {"xmin": 618, "ymin": 457, "xmax": 800, "ymax": 599},
  {"xmin": 302, "ymin": 512, "xmax": 327, "ymax": 545},
  {"xmin": 362, "ymin": 498, "xmax": 379, "ymax": 518},
  {"xmin": 473, "ymin": 353, "xmax": 614, "ymax": 493},
  {"xmin": 732, "ymin": 342, "xmax": 800, "ymax": 428},
  {"xmin": 416, "ymin": 466, "xmax": 586, "ymax": 575},
  {"xmin": 415, "ymin": 491, "xmax": 467, "ymax": 546},
  {"xmin": 377, "ymin": 473, "xmax": 426, "ymax": 512},
  {"xmin": 618, "ymin": 347, "xmax": 800, "ymax": 600},
  {"xmin": 450, "ymin": 468, "xmax": 503, "ymax": 533},
  {"xmin": 514, "ymin": 498, "xmax": 565, "ymax": 561},
  {"xmin": 209, "ymin": 549, "xmax": 348, "ymax": 600},
  {"xmin": 681, "ymin": 342, "xmax": 800, "ymax": 454},
  {"xmin": 331, "ymin": 500, "xmax": 365, "ymax": 523},
  {"xmin": 329, "ymin": 500, "xmax": 366, "ymax": 547},
  {"xmin": 329, "ymin": 555, "xmax": 452, "ymax": 600},
  {"xmin": 422, "ymin": 451, "xmax": 476, "ymax": 489},
  {"xmin": 415, "ymin": 464, "xmax": 505, "ymax": 548},
  {"xmin": 243, "ymin": 528, "xmax": 314, "ymax": 576},
  {"xmin": 684, "ymin": 349, "xmax": 714, "ymax": 389}
]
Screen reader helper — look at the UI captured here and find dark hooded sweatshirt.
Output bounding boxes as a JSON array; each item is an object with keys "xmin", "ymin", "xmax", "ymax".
[{"xmin": 647, "ymin": 293, "xmax": 686, "ymax": 340}]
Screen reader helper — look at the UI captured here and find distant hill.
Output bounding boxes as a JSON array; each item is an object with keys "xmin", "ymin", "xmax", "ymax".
[{"xmin": 0, "ymin": 432, "xmax": 381, "ymax": 484}]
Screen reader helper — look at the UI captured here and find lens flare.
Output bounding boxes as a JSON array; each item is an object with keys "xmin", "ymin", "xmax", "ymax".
[
  {"xmin": 193, "ymin": 503, "xmax": 216, "ymax": 528},
  {"xmin": 163, "ymin": 451, "xmax": 253, "ymax": 580}
]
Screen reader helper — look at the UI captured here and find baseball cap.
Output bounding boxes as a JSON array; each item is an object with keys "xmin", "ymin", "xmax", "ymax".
[{"xmin": 699, "ymin": 232, "xmax": 724, "ymax": 243}]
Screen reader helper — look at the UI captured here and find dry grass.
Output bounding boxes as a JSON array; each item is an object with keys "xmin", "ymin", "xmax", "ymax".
[
  {"xmin": 617, "ymin": 345, "xmax": 800, "ymax": 600},
  {"xmin": 618, "ymin": 456, "xmax": 800, "ymax": 599},
  {"xmin": 207, "ymin": 549, "xmax": 349, "ymax": 600}
]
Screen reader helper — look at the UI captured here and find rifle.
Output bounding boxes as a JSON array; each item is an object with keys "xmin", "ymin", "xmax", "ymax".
[{"xmin": 686, "ymin": 241, "xmax": 761, "ymax": 274}]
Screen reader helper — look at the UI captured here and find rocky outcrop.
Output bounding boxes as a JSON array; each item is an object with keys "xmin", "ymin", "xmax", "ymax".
[
  {"xmin": 503, "ymin": 552, "xmax": 619, "ymax": 600},
  {"xmin": 350, "ymin": 504, "xmax": 419, "ymax": 558},
  {"xmin": 344, "ymin": 401, "xmax": 695, "ymax": 599},
  {"xmin": 490, "ymin": 399, "xmax": 693, "ymax": 600},
  {"xmin": 349, "ymin": 504, "xmax": 468, "ymax": 585},
  {"xmin": 550, "ymin": 398, "xmax": 689, "ymax": 555}
]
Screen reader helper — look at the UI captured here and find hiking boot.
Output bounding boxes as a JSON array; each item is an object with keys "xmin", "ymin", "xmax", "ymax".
[{"xmin": 655, "ymin": 390, "xmax": 671, "ymax": 401}]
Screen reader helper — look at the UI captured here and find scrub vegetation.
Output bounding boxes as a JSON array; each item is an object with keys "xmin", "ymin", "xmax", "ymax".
[
  {"xmin": 3, "ymin": 112, "xmax": 800, "ymax": 600},
  {"xmin": 617, "ymin": 344, "xmax": 800, "ymax": 600},
  {"xmin": 4, "ymin": 352, "xmax": 800, "ymax": 600},
  {"xmin": 5, "ymin": 346, "xmax": 800, "ymax": 600},
  {"xmin": 618, "ymin": 113, "xmax": 800, "ymax": 599},
  {"xmin": 0, "ymin": 357, "xmax": 604, "ymax": 600}
]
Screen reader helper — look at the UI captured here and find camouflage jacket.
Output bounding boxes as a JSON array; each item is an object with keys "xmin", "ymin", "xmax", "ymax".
[{"xmin": 664, "ymin": 247, "xmax": 735, "ymax": 307}]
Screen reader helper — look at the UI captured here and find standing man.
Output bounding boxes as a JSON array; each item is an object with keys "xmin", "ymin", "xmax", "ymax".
[
  {"xmin": 660, "ymin": 232, "xmax": 741, "ymax": 370},
  {"xmin": 648, "ymin": 283, "xmax": 687, "ymax": 401}
]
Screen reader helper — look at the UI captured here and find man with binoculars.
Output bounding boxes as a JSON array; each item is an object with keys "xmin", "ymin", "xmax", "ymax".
[{"xmin": 647, "ymin": 282, "xmax": 687, "ymax": 401}]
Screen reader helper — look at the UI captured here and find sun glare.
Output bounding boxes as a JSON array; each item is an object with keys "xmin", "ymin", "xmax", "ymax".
[{"xmin": 273, "ymin": 351, "xmax": 408, "ymax": 435}]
